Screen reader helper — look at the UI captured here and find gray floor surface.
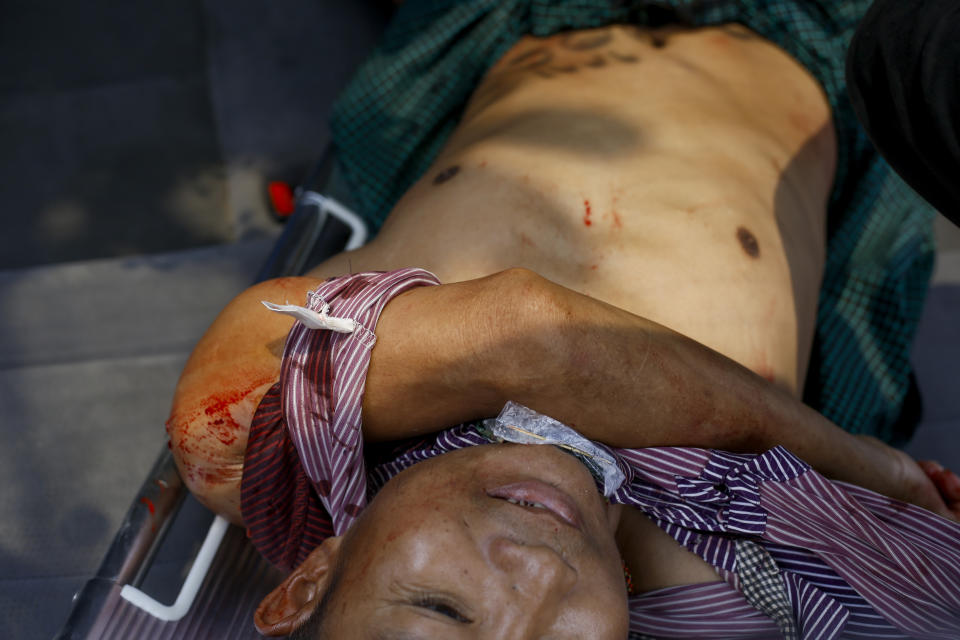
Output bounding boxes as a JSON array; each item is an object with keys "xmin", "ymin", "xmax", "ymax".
[
  {"xmin": 0, "ymin": 0, "xmax": 389, "ymax": 270},
  {"xmin": 1, "ymin": 3, "xmax": 959, "ymax": 639},
  {"xmin": 0, "ymin": 2, "xmax": 389, "ymax": 637},
  {"xmin": 0, "ymin": 241, "xmax": 274, "ymax": 639}
]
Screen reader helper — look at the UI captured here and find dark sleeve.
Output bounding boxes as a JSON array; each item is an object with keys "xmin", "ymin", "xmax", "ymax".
[{"xmin": 846, "ymin": 0, "xmax": 960, "ymax": 222}]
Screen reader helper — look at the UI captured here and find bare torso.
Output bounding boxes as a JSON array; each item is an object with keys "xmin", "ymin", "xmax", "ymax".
[
  {"xmin": 167, "ymin": 23, "xmax": 960, "ymax": 595},
  {"xmin": 169, "ymin": 22, "xmax": 839, "ymax": 533},
  {"xmin": 312, "ymin": 23, "xmax": 836, "ymax": 392}
]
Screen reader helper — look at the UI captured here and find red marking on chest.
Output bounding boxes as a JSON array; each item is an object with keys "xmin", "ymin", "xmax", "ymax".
[
  {"xmin": 788, "ymin": 110, "xmax": 813, "ymax": 134},
  {"xmin": 753, "ymin": 351, "xmax": 776, "ymax": 384},
  {"xmin": 611, "ymin": 210, "xmax": 623, "ymax": 229},
  {"xmin": 583, "ymin": 199, "xmax": 593, "ymax": 227},
  {"xmin": 520, "ymin": 232, "xmax": 536, "ymax": 248}
]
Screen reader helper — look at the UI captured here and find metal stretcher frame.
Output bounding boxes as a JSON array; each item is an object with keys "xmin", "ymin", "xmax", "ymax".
[{"xmin": 56, "ymin": 177, "xmax": 366, "ymax": 639}]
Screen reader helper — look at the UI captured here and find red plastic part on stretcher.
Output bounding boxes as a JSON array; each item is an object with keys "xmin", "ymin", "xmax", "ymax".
[{"xmin": 268, "ymin": 181, "xmax": 296, "ymax": 218}]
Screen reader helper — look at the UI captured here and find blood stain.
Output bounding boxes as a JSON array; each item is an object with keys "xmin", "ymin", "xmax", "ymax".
[
  {"xmin": 140, "ymin": 496, "xmax": 156, "ymax": 515},
  {"xmin": 611, "ymin": 210, "xmax": 623, "ymax": 229},
  {"xmin": 788, "ymin": 111, "xmax": 811, "ymax": 134},
  {"xmin": 583, "ymin": 199, "xmax": 593, "ymax": 227},
  {"xmin": 204, "ymin": 390, "xmax": 246, "ymax": 417}
]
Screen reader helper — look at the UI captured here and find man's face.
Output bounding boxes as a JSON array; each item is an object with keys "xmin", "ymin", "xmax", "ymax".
[{"xmin": 324, "ymin": 443, "xmax": 630, "ymax": 639}]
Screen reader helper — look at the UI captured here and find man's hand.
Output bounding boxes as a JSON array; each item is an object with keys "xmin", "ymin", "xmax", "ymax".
[
  {"xmin": 855, "ymin": 436, "xmax": 960, "ymax": 522},
  {"xmin": 917, "ymin": 460, "xmax": 960, "ymax": 521}
]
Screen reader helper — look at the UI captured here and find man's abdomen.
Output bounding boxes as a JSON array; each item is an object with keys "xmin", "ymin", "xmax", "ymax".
[{"xmin": 311, "ymin": 24, "xmax": 836, "ymax": 394}]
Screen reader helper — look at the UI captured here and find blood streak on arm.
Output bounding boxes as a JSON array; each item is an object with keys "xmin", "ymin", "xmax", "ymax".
[
  {"xmin": 583, "ymin": 199, "xmax": 593, "ymax": 226},
  {"xmin": 202, "ymin": 388, "xmax": 253, "ymax": 446},
  {"xmin": 167, "ymin": 376, "xmax": 275, "ymax": 500},
  {"xmin": 166, "ymin": 275, "xmax": 321, "ymax": 523}
]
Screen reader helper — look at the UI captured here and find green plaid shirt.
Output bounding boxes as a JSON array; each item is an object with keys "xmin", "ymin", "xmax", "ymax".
[{"xmin": 329, "ymin": 0, "xmax": 936, "ymax": 443}]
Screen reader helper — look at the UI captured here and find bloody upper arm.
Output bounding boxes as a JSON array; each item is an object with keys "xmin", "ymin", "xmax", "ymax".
[{"xmin": 166, "ymin": 276, "xmax": 325, "ymax": 523}]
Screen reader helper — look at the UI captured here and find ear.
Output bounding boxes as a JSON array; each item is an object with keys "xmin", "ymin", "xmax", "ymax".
[{"xmin": 254, "ymin": 536, "xmax": 345, "ymax": 636}]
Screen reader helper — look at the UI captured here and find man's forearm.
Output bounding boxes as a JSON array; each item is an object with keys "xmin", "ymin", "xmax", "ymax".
[{"xmin": 361, "ymin": 268, "xmax": 894, "ymax": 496}]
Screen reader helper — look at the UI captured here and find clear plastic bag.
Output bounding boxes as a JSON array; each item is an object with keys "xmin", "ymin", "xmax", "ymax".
[{"xmin": 481, "ymin": 401, "xmax": 626, "ymax": 497}]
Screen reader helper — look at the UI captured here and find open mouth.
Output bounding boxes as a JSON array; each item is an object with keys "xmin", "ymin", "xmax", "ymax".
[{"xmin": 486, "ymin": 480, "xmax": 583, "ymax": 531}]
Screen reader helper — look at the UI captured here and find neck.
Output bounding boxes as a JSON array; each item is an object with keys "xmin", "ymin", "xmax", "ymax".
[{"xmin": 615, "ymin": 506, "xmax": 721, "ymax": 593}]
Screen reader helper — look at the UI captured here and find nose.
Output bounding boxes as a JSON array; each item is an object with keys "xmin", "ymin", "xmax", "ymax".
[{"xmin": 488, "ymin": 537, "xmax": 577, "ymax": 598}]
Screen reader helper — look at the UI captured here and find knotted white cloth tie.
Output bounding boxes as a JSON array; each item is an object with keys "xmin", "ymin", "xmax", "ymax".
[{"xmin": 261, "ymin": 300, "xmax": 357, "ymax": 333}]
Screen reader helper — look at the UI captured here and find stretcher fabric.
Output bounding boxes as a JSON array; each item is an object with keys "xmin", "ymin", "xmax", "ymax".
[
  {"xmin": 328, "ymin": 0, "xmax": 938, "ymax": 444},
  {"xmin": 241, "ymin": 270, "xmax": 960, "ymax": 638}
]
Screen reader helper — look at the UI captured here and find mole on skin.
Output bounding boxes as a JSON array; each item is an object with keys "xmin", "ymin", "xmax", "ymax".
[
  {"xmin": 433, "ymin": 165, "xmax": 460, "ymax": 185},
  {"xmin": 736, "ymin": 226, "xmax": 760, "ymax": 258}
]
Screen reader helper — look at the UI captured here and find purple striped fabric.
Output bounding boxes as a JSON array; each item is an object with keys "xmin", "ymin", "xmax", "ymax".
[
  {"xmin": 241, "ymin": 269, "xmax": 960, "ymax": 637},
  {"xmin": 241, "ymin": 381, "xmax": 333, "ymax": 570},
  {"xmin": 274, "ymin": 268, "xmax": 439, "ymax": 536}
]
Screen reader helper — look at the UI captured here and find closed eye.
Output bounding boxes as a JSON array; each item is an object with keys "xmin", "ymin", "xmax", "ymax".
[{"xmin": 412, "ymin": 595, "xmax": 472, "ymax": 624}]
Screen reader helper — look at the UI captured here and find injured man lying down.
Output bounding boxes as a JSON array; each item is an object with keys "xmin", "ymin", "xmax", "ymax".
[{"xmin": 167, "ymin": 9, "xmax": 960, "ymax": 640}]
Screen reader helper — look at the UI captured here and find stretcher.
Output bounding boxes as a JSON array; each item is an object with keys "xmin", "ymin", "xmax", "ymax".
[{"xmin": 55, "ymin": 159, "xmax": 367, "ymax": 639}]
